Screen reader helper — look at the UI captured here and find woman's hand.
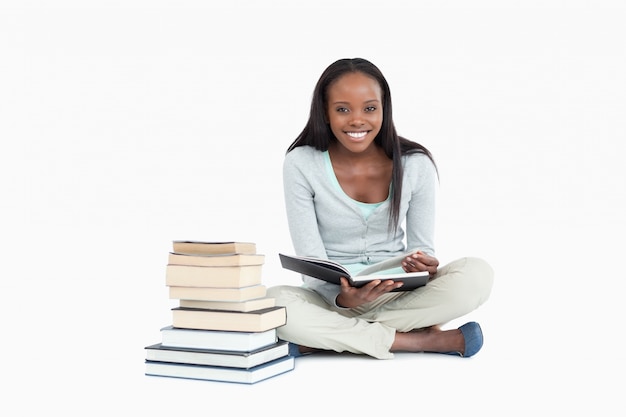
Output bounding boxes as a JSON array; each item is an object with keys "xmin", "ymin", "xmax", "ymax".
[
  {"xmin": 336, "ymin": 277, "xmax": 403, "ymax": 308},
  {"xmin": 402, "ymin": 251, "xmax": 439, "ymax": 275}
]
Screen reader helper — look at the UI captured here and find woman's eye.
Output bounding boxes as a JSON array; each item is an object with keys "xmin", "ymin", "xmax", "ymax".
[
  {"xmin": 365, "ymin": 106, "xmax": 377, "ymax": 112},
  {"xmin": 336, "ymin": 107, "xmax": 349, "ymax": 113}
]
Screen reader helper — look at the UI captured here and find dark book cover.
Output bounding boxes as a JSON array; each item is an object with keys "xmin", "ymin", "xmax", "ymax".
[{"xmin": 279, "ymin": 253, "xmax": 429, "ymax": 292}]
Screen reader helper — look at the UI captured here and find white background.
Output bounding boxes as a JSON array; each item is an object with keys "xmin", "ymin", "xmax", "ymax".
[{"xmin": 2, "ymin": 0, "xmax": 625, "ymax": 415}]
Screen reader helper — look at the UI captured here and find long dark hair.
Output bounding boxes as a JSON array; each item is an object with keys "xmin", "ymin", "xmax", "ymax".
[{"xmin": 287, "ymin": 58, "xmax": 437, "ymax": 232}]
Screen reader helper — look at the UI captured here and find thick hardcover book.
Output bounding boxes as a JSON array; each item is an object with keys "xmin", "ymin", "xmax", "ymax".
[
  {"xmin": 171, "ymin": 306, "xmax": 287, "ymax": 332},
  {"xmin": 279, "ymin": 252, "xmax": 430, "ymax": 292},
  {"xmin": 145, "ymin": 340, "xmax": 289, "ymax": 369},
  {"xmin": 165, "ymin": 264, "xmax": 263, "ymax": 288},
  {"xmin": 172, "ymin": 241, "xmax": 257, "ymax": 255},
  {"xmin": 160, "ymin": 326, "xmax": 278, "ymax": 351},
  {"xmin": 145, "ymin": 354, "xmax": 295, "ymax": 384},
  {"xmin": 169, "ymin": 284, "xmax": 267, "ymax": 302}
]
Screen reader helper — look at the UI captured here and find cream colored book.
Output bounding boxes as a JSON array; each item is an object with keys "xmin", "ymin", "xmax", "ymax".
[
  {"xmin": 169, "ymin": 284, "xmax": 267, "ymax": 302},
  {"xmin": 171, "ymin": 306, "xmax": 287, "ymax": 332}
]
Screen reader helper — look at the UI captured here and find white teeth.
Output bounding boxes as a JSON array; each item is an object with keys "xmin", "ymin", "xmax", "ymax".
[{"xmin": 347, "ymin": 131, "xmax": 367, "ymax": 138}]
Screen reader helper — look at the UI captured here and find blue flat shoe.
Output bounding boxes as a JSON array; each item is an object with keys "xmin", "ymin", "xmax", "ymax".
[
  {"xmin": 444, "ymin": 321, "xmax": 483, "ymax": 358},
  {"xmin": 287, "ymin": 342, "xmax": 321, "ymax": 357},
  {"xmin": 288, "ymin": 342, "xmax": 304, "ymax": 357}
]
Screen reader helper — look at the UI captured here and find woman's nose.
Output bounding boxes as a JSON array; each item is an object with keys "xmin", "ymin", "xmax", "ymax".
[{"xmin": 349, "ymin": 111, "xmax": 365, "ymax": 126}]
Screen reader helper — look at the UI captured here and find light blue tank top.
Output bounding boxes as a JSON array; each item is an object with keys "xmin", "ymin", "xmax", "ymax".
[
  {"xmin": 323, "ymin": 151, "xmax": 402, "ymax": 276},
  {"xmin": 323, "ymin": 151, "xmax": 385, "ymax": 219}
]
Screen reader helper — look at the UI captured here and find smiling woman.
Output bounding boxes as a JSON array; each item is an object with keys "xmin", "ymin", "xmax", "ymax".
[
  {"xmin": 326, "ymin": 72, "xmax": 390, "ymax": 204},
  {"xmin": 327, "ymin": 72, "xmax": 383, "ymax": 146},
  {"xmin": 269, "ymin": 58, "xmax": 494, "ymax": 360}
]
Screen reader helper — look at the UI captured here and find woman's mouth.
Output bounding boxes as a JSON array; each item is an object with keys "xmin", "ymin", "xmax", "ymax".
[{"xmin": 346, "ymin": 131, "xmax": 368, "ymax": 139}]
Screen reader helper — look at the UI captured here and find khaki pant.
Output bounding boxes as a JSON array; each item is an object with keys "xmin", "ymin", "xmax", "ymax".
[{"xmin": 267, "ymin": 257, "xmax": 494, "ymax": 359}]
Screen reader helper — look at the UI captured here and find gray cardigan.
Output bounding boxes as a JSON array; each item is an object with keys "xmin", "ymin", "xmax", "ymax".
[{"xmin": 283, "ymin": 145, "xmax": 437, "ymax": 305}]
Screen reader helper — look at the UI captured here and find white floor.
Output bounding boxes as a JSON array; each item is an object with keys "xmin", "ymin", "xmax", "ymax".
[
  {"xmin": 6, "ymin": 256, "xmax": 622, "ymax": 416},
  {"xmin": 3, "ymin": 2, "xmax": 625, "ymax": 415}
]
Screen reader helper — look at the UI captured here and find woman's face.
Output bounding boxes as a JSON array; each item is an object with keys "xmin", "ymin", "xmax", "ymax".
[{"xmin": 326, "ymin": 72, "xmax": 383, "ymax": 154}]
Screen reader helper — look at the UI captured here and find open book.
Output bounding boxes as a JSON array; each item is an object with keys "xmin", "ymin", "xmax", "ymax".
[{"xmin": 278, "ymin": 252, "xmax": 430, "ymax": 292}]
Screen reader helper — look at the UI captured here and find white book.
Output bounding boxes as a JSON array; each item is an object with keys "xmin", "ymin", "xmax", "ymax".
[
  {"xmin": 145, "ymin": 341, "xmax": 289, "ymax": 369},
  {"xmin": 145, "ymin": 355, "xmax": 295, "ymax": 384},
  {"xmin": 160, "ymin": 325, "xmax": 278, "ymax": 351}
]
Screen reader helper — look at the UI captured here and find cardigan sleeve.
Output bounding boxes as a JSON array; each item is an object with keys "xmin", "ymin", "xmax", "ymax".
[
  {"xmin": 404, "ymin": 153, "xmax": 438, "ymax": 257},
  {"xmin": 283, "ymin": 148, "xmax": 344, "ymax": 306}
]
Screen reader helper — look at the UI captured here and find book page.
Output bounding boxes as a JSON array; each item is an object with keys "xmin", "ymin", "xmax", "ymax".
[
  {"xmin": 351, "ymin": 270, "xmax": 428, "ymax": 282},
  {"xmin": 355, "ymin": 250, "xmax": 419, "ymax": 277}
]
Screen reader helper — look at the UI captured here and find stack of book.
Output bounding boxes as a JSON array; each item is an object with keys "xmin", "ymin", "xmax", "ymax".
[{"xmin": 145, "ymin": 241, "xmax": 294, "ymax": 384}]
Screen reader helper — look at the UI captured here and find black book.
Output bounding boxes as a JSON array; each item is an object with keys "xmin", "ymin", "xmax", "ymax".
[{"xmin": 279, "ymin": 252, "xmax": 430, "ymax": 292}]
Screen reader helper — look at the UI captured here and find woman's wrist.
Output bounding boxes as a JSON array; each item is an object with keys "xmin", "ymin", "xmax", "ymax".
[{"xmin": 336, "ymin": 293, "xmax": 357, "ymax": 309}]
